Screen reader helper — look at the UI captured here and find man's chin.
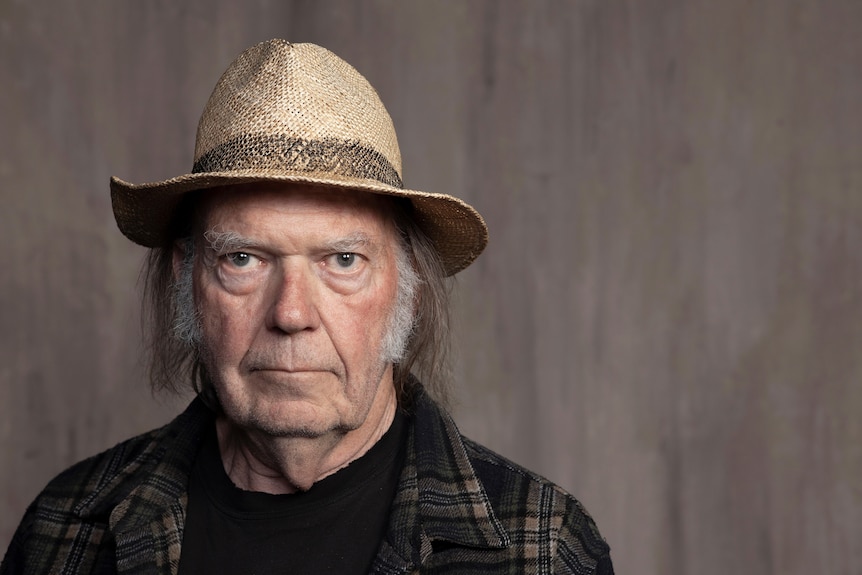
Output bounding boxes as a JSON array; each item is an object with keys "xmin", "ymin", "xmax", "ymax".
[
  {"xmin": 226, "ymin": 401, "xmax": 357, "ymax": 440},
  {"xmin": 255, "ymin": 422, "xmax": 333, "ymax": 439}
]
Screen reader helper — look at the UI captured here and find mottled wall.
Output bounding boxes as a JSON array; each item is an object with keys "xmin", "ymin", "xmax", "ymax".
[{"xmin": 2, "ymin": 2, "xmax": 861, "ymax": 574}]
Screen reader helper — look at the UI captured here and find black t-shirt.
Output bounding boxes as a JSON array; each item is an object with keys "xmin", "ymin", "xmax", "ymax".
[{"xmin": 177, "ymin": 412, "xmax": 407, "ymax": 575}]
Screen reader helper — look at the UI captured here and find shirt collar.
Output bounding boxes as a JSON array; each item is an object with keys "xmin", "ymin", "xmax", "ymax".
[{"xmin": 71, "ymin": 386, "xmax": 511, "ymax": 569}]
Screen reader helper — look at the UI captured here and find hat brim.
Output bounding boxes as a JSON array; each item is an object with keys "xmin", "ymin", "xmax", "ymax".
[{"xmin": 110, "ymin": 171, "xmax": 488, "ymax": 277}]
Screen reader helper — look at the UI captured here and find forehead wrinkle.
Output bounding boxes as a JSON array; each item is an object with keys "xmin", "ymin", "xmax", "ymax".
[{"xmin": 197, "ymin": 187, "xmax": 399, "ymax": 257}]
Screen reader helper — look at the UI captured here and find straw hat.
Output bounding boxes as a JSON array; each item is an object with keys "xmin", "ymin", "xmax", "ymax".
[{"xmin": 110, "ymin": 39, "xmax": 487, "ymax": 276}]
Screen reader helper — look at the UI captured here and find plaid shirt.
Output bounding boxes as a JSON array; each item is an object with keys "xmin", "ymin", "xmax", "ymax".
[{"xmin": 2, "ymin": 389, "xmax": 613, "ymax": 574}]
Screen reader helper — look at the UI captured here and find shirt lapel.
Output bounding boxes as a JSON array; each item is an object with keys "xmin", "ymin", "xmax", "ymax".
[
  {"xmin": 73, "ymin": 399, "xmax": 212, "ymax": 575},
  {"xmin": 373, "ymin": 390, "xmax": 509, "ymax": 573}
]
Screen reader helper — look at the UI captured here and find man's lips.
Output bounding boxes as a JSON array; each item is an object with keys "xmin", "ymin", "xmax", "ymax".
[
  {"xmin": 250, "ymin": 367, "xmax": 328, "ymax": 373},
  {"xmin": 247, "ymin": 365, "xmax": 339, "ymax": 378}
]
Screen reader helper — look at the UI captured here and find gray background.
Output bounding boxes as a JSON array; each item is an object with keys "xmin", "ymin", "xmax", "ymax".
[{"xmin": 3, "ymin": 1, "xmax": 862, "ymax": 573}]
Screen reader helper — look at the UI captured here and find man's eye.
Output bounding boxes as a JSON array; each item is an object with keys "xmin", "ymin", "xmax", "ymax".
[
  {"xmin": 332, "ymin": 253, "xmax": 358, "ymax": 269},
  {"xmin": 225, "ymin": 252, "xmax": 256, "ymax": 267}
]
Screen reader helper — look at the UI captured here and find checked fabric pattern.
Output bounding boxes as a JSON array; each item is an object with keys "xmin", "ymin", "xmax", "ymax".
[{"xmin": 2, "ymin": 386, "xmax": 613, "ymax": 574}]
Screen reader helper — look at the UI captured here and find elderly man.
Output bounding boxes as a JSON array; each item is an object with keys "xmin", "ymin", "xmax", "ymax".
[{"xmin": 2, "ymin": 40, "xmax": 613, "ymax": 574}]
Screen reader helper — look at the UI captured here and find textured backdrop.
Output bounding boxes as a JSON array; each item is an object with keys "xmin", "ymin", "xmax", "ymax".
[{"xmin": 2, "ymin": 2, "xmax": 862, "ymax": 574}]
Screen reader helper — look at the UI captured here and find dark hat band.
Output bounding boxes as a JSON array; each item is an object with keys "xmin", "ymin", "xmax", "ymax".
[{"xmin": 192, "ymin": 134, "xmax": 403, "ymax": 189}]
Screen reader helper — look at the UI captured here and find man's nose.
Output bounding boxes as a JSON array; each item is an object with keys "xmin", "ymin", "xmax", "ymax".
[{"xmin": 266, "ymin": 262, "xmax": 321, "ymax": 334}]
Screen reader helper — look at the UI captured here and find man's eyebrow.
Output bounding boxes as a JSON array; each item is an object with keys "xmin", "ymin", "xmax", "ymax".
[
  {"xmin": 202, "ymin": 228, "xmax": 381, "ymax": 254},
  {"xmin": 324, "ymin": 232, "xmax": 375, "ymax": 253},
  {"xmin": 203, "ymin": 228, "xmax": 252, "ymax": 253}
]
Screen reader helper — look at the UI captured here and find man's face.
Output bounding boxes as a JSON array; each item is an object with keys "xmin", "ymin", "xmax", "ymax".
[{"xmin": 186, "ymin": 185, "xmax": 405, "ymax": 438}]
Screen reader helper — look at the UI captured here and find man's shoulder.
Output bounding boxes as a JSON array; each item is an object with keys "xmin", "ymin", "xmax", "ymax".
[
  {"xmin": 460, "ymin": 435, "xmax": 613, "ymax": 574},
  {"xmin": 461, "ymin": 434, "xmax": 577, "ymax": 499},
  {"xmin": 10, "ymin": 403, "xmax": 205, "ymax": 534},
  {"xmin": 407, "ymin": 391, "xmax": 613, "ymax": 573},
  {"xmin": 32, "ymin": 398, "xmax": 210, "ymax": 514},
  {"xmin": 35, "ymin": 423, "xmax": 166, "ymax": 512},
  {"xmin": 2, "ymin": 423, "xmax": 167, "ymax": 574},
  {"xmin": 2, "ymin": 400, "xmax": 211, "ymax": 574}
]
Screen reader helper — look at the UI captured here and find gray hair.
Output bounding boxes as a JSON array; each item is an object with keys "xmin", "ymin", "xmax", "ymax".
[{"xmin": 142, "ymin": 197, "xmax": 452, "ymax": 409}]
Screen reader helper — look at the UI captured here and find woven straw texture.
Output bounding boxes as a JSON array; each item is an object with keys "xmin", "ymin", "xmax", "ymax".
[{"xmin": 111, "ymin": 39, "xmax": 487, "ymax": 276}]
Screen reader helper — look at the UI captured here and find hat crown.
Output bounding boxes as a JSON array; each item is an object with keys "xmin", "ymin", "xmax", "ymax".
[
  {"xmin": 111, "ymin": 39, "xmax": 488, "ymax": 275},
  {"xmin": 192, "ymin": 40, "xmax": 403, "ymax": 188}
]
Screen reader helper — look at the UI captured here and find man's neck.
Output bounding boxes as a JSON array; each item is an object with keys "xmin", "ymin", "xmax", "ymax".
[{"xmin": 214, "ymin": 383, "xmax": 398, "ymax": 494}]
